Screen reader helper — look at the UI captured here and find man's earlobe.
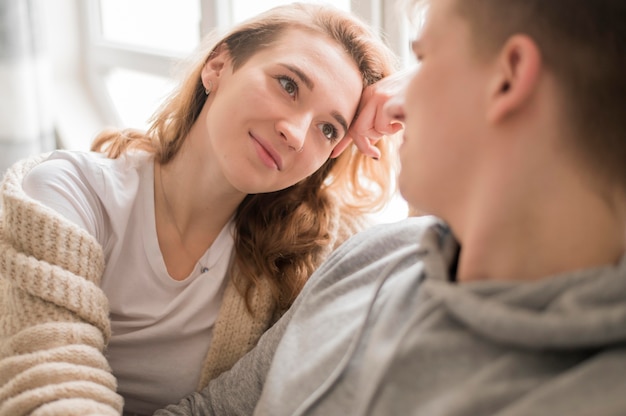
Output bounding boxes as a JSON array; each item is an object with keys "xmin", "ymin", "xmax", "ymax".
[{"xmin": 487, "ymin": 35, "xmax": 541, "ymax": 124}]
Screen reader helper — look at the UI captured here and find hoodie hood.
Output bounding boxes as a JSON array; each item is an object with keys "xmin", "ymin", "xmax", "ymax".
[{"xmin": 422, "ymin": 229, "xmax": 626, "ymax": 350}]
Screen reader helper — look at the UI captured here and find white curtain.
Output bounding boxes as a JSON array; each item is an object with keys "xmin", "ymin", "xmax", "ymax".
[{"xmin": 0, "ymin": 0, "xmax": 54, "ymax": 175}]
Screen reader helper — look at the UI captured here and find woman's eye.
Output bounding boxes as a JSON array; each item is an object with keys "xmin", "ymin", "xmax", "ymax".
[
  {"xmin": 278, "ymin": 76, "xmax": 298, "ymax": 98},
  {"xmin": 320, "ymin": 123, "xmax": 338, "ymax": 142}
]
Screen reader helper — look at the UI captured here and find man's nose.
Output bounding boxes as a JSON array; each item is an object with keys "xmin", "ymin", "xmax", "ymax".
[{"xmin": 384, "ymin": 92, "xmax": 406, "ymax": 124}]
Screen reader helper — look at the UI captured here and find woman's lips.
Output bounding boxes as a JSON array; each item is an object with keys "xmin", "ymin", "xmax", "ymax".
[{"xmin": 250, "ymin": 132, "xmax": 283, "ymax": 171}]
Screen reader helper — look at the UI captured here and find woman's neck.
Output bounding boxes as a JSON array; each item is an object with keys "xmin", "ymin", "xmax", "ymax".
[
  {"xmin": 155, "ymin": 151, "xmax": 244, "ymax": 280},
  {"xmin": 160, "ymin": 159, "xmax": 242, "ymax": 230}
]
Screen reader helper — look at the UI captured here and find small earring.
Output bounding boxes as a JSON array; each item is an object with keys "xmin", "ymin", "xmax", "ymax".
[{"xmin": 205, "ymin": 80, "xmax": 213, "ymax": 96}]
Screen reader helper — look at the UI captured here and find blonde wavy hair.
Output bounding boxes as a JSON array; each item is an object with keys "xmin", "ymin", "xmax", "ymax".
[{"xmin": 91, "ymin": 3, "xmax": 399, "ymax": 313}]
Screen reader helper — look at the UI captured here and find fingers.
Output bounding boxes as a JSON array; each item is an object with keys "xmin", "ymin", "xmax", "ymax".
[
  {"xmin": 348, "ymin": 99, "xmax": 404, "ymax": 159},
  {"xmin": 329, "ymin": 131, "xmax": 381, "ymax": 160},
  {"xmin": 350, "ymin": 122, "xmax": 402, "ymax": 158},
  {"xmin": 352, "ymin": 133, "xmax": 382, "ymax": 160},
  {"xmin": 330, "ymin": 135, "xmax": 354, "ymax": 158},
  {"xmin": 332, "ymin": 99, "xmax": 383, "ymax": 159},
  {"xmin": 349, "ymin": 96, "xmax": 384, "ymax": 159},
  {"xmin": 333, "ymin": 69, "xmax": 410, "ymax": 159}
]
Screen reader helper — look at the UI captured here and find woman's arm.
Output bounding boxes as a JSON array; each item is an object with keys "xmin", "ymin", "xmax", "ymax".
[{"xmin": 0, "ymin": 155, "xmax": 122, "ymax": 415}]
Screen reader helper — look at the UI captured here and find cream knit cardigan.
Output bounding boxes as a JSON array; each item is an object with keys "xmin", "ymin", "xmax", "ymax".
[{"xmin": 0, "ymin": 155, "xmax": 369, "ymax": 416}]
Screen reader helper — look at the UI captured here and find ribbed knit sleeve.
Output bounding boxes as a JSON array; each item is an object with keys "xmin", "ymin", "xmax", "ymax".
[{"xmin": 0, "ymin": 156, "xmax": 123, "ymax": 416}]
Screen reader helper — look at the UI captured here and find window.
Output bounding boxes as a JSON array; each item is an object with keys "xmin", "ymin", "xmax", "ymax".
[
  {"xmin": 99, "ymin": 0, "xmax": 200, "ymax": 54},
  {"xmin": 232, "ymin": 0, "xmax": 350, "ymax": 22}
]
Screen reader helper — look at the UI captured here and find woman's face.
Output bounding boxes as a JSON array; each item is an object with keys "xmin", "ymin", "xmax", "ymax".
[{"xmin": 199, "ymin": 28, "xmax": 363, "ymax": 195}]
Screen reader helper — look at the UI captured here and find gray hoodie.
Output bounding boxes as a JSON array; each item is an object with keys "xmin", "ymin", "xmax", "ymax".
[{"xmin": 155, "ymin": 216, "xmax": 626, "ymax": 416}]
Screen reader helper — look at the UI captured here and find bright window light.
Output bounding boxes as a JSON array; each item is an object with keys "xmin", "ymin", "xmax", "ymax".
[
  {"xmin": 105, "ymin": 68, "xmax": 175, "ymax": 129},
  {"xmin": 99, "ymin": 0, "xmax": 201, "ymax": 54},
  {"xmin": 376, "ymin": 193, "xmax": 409, "ymax": 224},
  {"xmin": 232, "ymin": 0, "xmax": 350, "ymax": 23}
]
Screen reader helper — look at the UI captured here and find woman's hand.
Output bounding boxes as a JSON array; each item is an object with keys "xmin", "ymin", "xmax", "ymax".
[{"xmin": 331, "ymin": 69, "xmax": 410, "ymax": 159}]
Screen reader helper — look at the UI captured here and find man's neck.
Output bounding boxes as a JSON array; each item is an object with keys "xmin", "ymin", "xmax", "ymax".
[{"xmin": 453, "ymin": 148, "xmax": 626, "ymax": 283}]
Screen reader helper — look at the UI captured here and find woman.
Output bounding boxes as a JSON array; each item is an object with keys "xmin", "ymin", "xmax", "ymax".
[{"xmin": 0, "ymin": 3, "xmax": 398, "ymax": 415}]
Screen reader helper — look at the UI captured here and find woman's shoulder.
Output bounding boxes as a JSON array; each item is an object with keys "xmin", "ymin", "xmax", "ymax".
[
  {"xmin": 15, "ymin": 149, "xmax": 153, "ymax": 239},
  {"xmin": 12, "ymin": 149, "xmax": 147, "ymax": 185},
  {"xmin": 30, "ymin": 149, "xmax": 150, "ymax": 177},
  {"xmin": 21, "ymin": 151, "xmax": 105, "ymax": 189},
  {"xmin": 21, "ymin": 149, "xmax": 153, "ymax": 195}
]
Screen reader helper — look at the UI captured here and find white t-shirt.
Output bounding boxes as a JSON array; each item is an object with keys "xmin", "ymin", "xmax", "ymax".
[{"xmin": 22, "ymin": 150, "xmax": 234, "ymax": 414}]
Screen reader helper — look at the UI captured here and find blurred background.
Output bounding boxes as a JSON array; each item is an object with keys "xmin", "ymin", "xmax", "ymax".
[{"xmin": 0, "ymin": 0, "xmax": 413, "ymax": 221}]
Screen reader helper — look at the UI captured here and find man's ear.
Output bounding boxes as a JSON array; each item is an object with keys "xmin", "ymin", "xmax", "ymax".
[
  {"xmin": 487, "ymin": 34, "xmax": 541, "ymax": 124},
  {"xmin": 201, "ymin": 43, "xmax": 232, "ymax": 90}
]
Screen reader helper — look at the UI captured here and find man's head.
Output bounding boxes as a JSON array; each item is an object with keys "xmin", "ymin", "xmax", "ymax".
[
  {"xmin": 449, "ymin": 0, "xmax": 626, "ymax": 186},
  {"xmin": 392, "ymin": 0, "xmax": 626, "ymax": 221}
]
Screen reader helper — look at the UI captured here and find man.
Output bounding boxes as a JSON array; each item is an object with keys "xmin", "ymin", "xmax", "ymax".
[{"xmin": 157, "ymin": 0, "xmax": 626, "ymax": 414}]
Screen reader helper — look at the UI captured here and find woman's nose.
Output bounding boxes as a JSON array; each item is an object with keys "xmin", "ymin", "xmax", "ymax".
[{"xmin": 276, "ymin": 113, "xmax": 310, "ymax": 152}]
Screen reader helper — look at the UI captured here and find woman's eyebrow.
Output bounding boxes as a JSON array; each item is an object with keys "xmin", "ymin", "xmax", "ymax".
[
  {"xmin": 279, "ymin": 63, "xmax": 314, "ymax": 90},
  {"xmin": 333, "ymin": 111, "xmax": 349, "ymax": 137}
]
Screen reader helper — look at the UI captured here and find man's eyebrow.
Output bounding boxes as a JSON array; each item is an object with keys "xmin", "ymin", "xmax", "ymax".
[
  {"xmin": 332, "ymin": 111, "xmax": 349, "ymax": 137},
  {"xmin": 280, "ymin": 63, "xmax": 314, "ymax": 90}
]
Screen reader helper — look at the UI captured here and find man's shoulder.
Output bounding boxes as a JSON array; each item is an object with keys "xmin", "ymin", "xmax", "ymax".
[{"xmin": 312, "ymin": 215, "xmax": 448, "ymax": 281}]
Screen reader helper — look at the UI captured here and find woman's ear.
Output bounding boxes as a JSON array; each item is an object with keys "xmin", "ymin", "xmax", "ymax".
[
  {"xmin": 201, "ymin": 43, "xmax": 232, "ymax": 91},
  {"xmin": 486, "ymin": 34, "xmax": 541, "ymax": 124}
]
